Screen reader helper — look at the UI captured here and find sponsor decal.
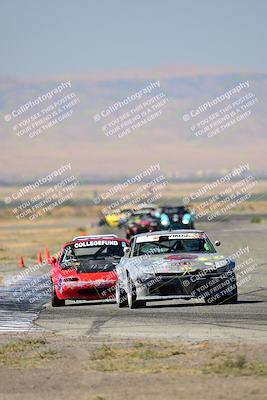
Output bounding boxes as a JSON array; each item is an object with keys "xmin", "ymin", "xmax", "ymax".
[
  {"xmin": 181, "ymin": 265, "xmax": 193, "ymax": 275},
  {"xmin": 213, "ymin": 255, "xmax": 224, "ymax": 260},
  {"xmin": 166, "ymin": 254, "xmax": 198, "ymax": 260},
  {"xmin": 74, "ymin": 240, "xmax": 118, "ymax": 248},
  {"xmin": 136, "ymin": 233, "xmax": 206, "ymax": 243},
  {"xmin": 136, "ymin": 236, "xmax": 159, "ymax": 243},
  {"xmin": 168, "ymin": 233, "xmax": 205, "ymax": 239}
]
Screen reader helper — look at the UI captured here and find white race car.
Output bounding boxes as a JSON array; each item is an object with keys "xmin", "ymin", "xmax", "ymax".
[{"xmin": 116, "ymin": 230, "xmax": 238, "ymax": 308}]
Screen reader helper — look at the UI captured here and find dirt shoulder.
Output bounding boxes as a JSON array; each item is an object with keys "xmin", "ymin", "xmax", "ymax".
[{"xmin": 0, "ymin": 334, "xmax": 267, "ymax": 400}]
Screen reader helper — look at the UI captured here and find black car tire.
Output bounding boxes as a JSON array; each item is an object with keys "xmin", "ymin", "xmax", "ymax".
[
  {"xmin": 220, "ymin": 289, "xmax": 238, "ymax": 304},
  {"xmin": 52, "ymin": 285, "xmax": 65, "ymax": 307},
  {"xmin": 205, "ymin": 274, "xmax": 238, "ymax": 305},
  {"xmin": 127, "ymin": 276, "xmax": 146, "ymax": 309},
  {"xmin": 134, "ymin": 300, "xmax": 147, "ymax": 308},
  {"xmin": 116, "ymin": 281, "xmax": 128, "ymax": 308}
]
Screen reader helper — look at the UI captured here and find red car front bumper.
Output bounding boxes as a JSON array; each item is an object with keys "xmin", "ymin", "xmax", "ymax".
[{"xmin": 54, "ymin": 277, "xmax": 117, "ymax": 301}]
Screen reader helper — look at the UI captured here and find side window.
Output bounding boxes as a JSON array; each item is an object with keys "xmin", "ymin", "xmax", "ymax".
[{"xmin": 61, "ymin": 246, "xmax": 75, "ymax": 263}]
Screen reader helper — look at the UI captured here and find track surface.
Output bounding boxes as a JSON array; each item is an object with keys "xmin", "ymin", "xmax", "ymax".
[
  {"xmin": 0, "ymin": 275, "xmax": 49, "ymax": 333},
  {"xmin": 1, "ymin": 218, "xmax": 267, "ymax": 342},
  {"xmin": 38, "ymin": 288, "xmax": 267, "ymax": 342}
]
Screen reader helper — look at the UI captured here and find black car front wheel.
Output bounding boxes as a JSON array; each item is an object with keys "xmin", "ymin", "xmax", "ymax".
[
  {"xmin": 116, "ymin": 281, "xmax": 128, "ymax": 308},
  {"xmin": 220, "ymin": 290, "xmax": 238, "ymax": 304},
  {"xmin": 51, "ymin": 285, "xmax": 65, "ymax": 307},
  {"xmin": 205, "ymin": 274, "xmax": 238, "ymax": 305},
  {"xmin": 205, "ymin": 291, "xmax": 238, "ymax": 305},
  {"xmin": 127, "ymin": 276, "xmax": 146, "ymax": 309}
]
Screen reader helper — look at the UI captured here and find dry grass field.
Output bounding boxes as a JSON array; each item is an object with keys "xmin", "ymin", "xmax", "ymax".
[{"xmin": 0, "ymin": 181, "xmax": 266, "ymax": 265}]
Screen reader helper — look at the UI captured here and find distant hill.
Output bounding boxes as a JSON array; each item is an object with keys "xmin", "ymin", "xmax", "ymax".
[{"xmin": 0, "ymin": 66, "xmax": 266, "ymax": 181}]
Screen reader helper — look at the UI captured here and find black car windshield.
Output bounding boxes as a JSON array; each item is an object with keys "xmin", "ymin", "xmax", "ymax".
[{"xmin": 133, "ymin": 234, "xmax": 215, "ymax": 257}]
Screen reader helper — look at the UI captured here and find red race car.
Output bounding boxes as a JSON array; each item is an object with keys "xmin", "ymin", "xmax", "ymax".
[
  {"xmin": 50, "ymin": 234, "xmax": 129, "ymax": 307},
  {"xmin": 125, "ymin": 212, "xmax": 161, "ymax": 239}
]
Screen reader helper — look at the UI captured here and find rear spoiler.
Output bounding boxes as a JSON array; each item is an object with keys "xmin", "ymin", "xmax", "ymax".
[{"xmin": 72, "ymin": 234, "xmax": 119, "ymax": 241}]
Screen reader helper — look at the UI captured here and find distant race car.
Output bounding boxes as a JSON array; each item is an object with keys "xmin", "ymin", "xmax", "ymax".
[
  {"xmin": 116, "ymin": 230, "xmax": 238, "ymax": 308},
  {"xmin": 158, "ymin": 206, "xmax": 195, "ymax": 229},
  {"xmin": 124, "ymin": 211, "xmax": 161, "ymax": 239},
  {"xmin": 50, "ymin": 234, "xmax": 129, "ymax": 307},
  {"xmin": 99, "ymin": 209, "xmax": 133, "ymax": 227}
]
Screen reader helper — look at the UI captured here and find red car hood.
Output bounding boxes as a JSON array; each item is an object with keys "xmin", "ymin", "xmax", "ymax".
[{"xmin": 52, "ymin": 266, "xmax": 116, "ymax": 281}]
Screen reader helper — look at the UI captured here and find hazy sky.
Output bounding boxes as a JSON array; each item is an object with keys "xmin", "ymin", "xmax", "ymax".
[{"xmin": 0, "ymin": 0, "xmax": 266, "ymax": 77}]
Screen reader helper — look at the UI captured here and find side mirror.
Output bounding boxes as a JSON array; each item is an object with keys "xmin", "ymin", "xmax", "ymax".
[
  {"xmin": 123, "ymin": 247, "xmax": 130, "ymax": 255},
  {"xmin": 214, "ymin": 240, "xmax": 221, "ymax": 247},
  {"xmin": 48, "ymin": 256, "xmax": 57, "ymax": 265}
]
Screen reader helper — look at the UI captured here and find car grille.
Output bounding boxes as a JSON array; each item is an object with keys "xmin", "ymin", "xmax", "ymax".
[
  {"xmin": 155, "ymin": 271, "xmax": 220, "ymax": 278},
  {"xmin": 150, "ymin": 281, "xmax": 185, "ymax": 296}
]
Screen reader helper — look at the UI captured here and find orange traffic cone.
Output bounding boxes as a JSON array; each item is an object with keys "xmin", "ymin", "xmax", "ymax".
[
  {"xmin": 19, "ymin": 256, "xmax": 25, "ymax": 269},
  {"xmin": 45, "ymin": 246, "xmax": 50, "ymax": 261},
  {"xmin": 37, "ymin": 251, "xmax": 42, "ymax": 265}
]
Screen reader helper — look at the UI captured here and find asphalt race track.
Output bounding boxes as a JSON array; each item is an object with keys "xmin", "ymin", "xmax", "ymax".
[{"xmin": 1, "ymin": 218, "xmax": 267, "ymax": 343}]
